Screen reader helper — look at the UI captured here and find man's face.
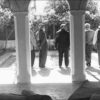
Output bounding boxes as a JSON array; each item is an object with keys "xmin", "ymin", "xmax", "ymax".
[
  {"xmin": 85, "ymin": 27, "xmax": 89, "ymax": 30},
  {"xmin": 64, "ymin": 25, "xmax": 67, "ymax": 31},
  {"xmin": 85, "ymin": 24, "xmax": 90, "ymax": 30}
]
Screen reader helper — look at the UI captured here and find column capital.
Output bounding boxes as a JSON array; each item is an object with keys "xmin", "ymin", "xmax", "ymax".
[
  {"xmin": 3, "ymin": 0, "xmax": 31, "ymax": 12},
  {"xmin": 70, "ymin": 10, "xmax": 85, "ymax": 16},
  {"xmin": 68, "ymin": 0, "xmax": 87, "ymax": 11},
  {"xmin": 14, "ymin": 12, "xmax": 28, "ymax": 17}
]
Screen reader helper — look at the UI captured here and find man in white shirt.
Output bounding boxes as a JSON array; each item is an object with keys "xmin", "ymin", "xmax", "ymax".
[
  {"xmin": 30, "ymin": 29, "xmax": 37, "ymax": 70},
  {"xmin": 85, "ymin": 23, "xmax": 95, "ymax": 67},
  {"xmin": 93, "ymin": 26, "xmax": 100, "ymax": 67},
  {"xmin": 38, "ymin": 24, "xmax": 48, "ymax": 68}
]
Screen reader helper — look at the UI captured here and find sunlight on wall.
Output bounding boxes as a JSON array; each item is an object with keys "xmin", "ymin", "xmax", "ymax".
[
  {"xmin": 29, "ymin": 0, "xmax": 48, "ymax": 16},
  {"xmin": 95, "ymin": 0, "xmax": 100, "ymax": 15},
  {"xmin": 35, "ymin": 0, "xmax": 48, "ymax": 15}
]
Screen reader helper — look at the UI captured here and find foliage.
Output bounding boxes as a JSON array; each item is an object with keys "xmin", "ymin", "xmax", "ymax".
[
  {"xmin": 86, "ymin": 0, "xmax": 98, "ymax": 14},
  {"xmin": 0, "ymin": 0, "xmax": 99, "ymax": 40},
  {"xmin": 85, "ymin": 0, "xmax": 100, "ymax": 30},
  {"xmin": 44, "ymin": 0, "xmax": 70, "ymax": 24},
  {"xmin": 54, "ymin": 0, "xmax": 69, "ymax": 15},
  {"xmin": 91, "ymin": 15, "xmax": 100, "ymax": 30},
  {"xmin": 0, "ymin": 6, "xmax": 14, "ymax": 40},
  {"xmin": 0, "ymin": 8, "xmax": 11, "ymax": 30}
]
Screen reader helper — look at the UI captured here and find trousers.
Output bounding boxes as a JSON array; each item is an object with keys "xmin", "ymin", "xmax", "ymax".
[
  {"xmin": 58, "ymin": 48, "xmax": 69, "ymax": 67},
  {"xmin": 39, "ymin": 45, "xmax": 48, "ymax": 68},
  {"xmin": 31, "ymin": 48, "xmax": 35, "ymax": 69}
]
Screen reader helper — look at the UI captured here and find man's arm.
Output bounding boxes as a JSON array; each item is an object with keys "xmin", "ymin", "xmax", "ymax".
[
  {"xmin": 40, "ymin": 33, "xmax": 46, "ymax": 48},
  {"xmin": 39, "ymin": 30, "xmax": 47, "ymax": 49},
  {"xmin": 55, "ymin": 34, "xmax": 59, "ymax": 49},
  {"xmin": 93, "ymin": 29, "xmax": 98, "ymax": 45}
]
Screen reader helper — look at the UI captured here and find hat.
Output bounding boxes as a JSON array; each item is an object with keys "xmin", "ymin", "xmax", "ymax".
[
  {"xmin": 39, "ymin": 23, "xmax": 44, "ymax": 29},
  {"xmin": 98, "ymin": 26, "xmax": 100, "ymax": 29},
  {"xmin": 60, "ymin": 24, "xmax": 66, "ymax": 28},
  {"xmin": 85, "ymin": 23, "xmax": 90, "ymax": 29}
]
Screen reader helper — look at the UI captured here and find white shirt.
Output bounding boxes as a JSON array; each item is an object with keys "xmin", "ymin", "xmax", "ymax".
[
  {"xmin": 85, "ymin": 29, "xmax": 94, "ymax": 45},
  {"xmin": 93, "ymin": 29, "xmax": 99, "ymax": 45},
  {"xmin": 30, "ymin": 30, "xmax": 37, "ymax": 50}
]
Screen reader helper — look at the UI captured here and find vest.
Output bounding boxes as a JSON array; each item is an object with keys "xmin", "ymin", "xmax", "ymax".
[
  {"xmin": 97, "ymin": 29, "xmax": 100, "ymax": 44},
  {"xmin": 97, "ymin": 29, "xmax": 100, "ymax": 50}
]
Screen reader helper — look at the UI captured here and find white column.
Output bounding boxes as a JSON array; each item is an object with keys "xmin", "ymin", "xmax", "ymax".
[
  {"xmin": 70, "ymin": 10, "xmax": 86, "ymax": 82},
  {"xmin": 14, "ymin": 12, "xmax": 31, "ymax": 84}
]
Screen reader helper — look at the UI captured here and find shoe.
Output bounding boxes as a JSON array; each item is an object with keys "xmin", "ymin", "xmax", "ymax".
[
  {"xmin": 86, "ymin": 63, "xmax": 91, "ymax": 67},
  {"xmin": 40, "ymin": 66, "xmax": 45, "ymax": 69},
  {"xmin": 66, "ymin": 66, "xmax": 69, "ymax": 68},
  {"xmin": 59, "ymin": 66, "xmax": 62, "ymax": 69},
  {"xmin": 66, "ymin": 66, "xmax": 70, "ymax": 70}
]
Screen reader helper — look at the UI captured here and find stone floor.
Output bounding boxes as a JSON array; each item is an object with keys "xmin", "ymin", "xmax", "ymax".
[
  {"xmin": 0, "ymin": 50, "xmax": 100, "ymax": 100},
  {"xmin": 0, "ymin": 83, "xmax": 81, "ymax": 100}
]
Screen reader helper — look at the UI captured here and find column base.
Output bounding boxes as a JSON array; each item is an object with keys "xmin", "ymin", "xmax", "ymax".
[
  {"xmin": 72, "ymin": 73, "xmax": 86, "ymax": 83},
  {"xmin": 17, "ymin": 82, "xmax": 31, "ymax": 91},
  {"xmin": 17, "ymin": 74, "xmax": 31, "ymax": 84}
]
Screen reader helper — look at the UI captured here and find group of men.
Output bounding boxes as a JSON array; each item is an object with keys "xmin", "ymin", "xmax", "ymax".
[
  {"xmin": 30, "ymin": 23, "xmax": 70, "ymax": 70},
  {"xmin": 30, "ymin": 22, "xmax": 100, "ymax": 71},
  {"xmin": 56, "ymin": 22, "xmax": 100, "ymax": 69},
  {"xmin": 31, "ymin": 23, "xmax": 48, "ymax": 70},
  {"xmin": 55, "ymin": 23, "xmax": 70, "ymax": 69}
]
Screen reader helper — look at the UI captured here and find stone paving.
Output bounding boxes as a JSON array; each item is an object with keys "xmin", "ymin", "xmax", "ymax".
[
  {"xmin": 0, "ymin": 50, "xmax": 100, "ymax": 84},
  {"xmin": 0, "ymin": 50, "xmax": 80, "ymax": 100},
  {"xmin": 0, "ymin": 50, "xmax": 100, "ymax": 100}
]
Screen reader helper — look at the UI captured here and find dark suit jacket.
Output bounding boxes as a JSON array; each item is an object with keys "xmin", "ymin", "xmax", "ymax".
[{"xmin": 55, "ymin": 29, "xmax": 70, "ymax": 50}]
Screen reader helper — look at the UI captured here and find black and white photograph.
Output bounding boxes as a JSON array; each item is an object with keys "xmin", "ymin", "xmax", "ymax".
[{"xmin": 0, "ymin": 0, "xmax": 100, "ymax": 100}]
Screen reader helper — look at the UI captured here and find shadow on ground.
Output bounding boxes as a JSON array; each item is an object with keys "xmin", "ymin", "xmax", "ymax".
[
  {"xmin": 58, "ymin": 67, "xmax": 71, "ymax": 75},
  {"xmin": 38, "ymin": 68, "xmax": 51, "ymax": 77},
  {"xmin": 86, "ymin": 66, "xmax": 100, "ymax": 81}
]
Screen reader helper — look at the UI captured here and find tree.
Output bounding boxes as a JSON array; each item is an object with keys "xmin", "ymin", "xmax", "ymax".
[
  {"xmin": 44, "ymin": 0, "xmax": 69, "ymax": 22},
  {"xmin": 85, "ymin": 0, "xmax": 100, "ymax": 30},
  {"xmin": 86, "ymin": 0, "xmax": 98, "ymax": 14},
  {"xmin": 0, "ymin": 6, "xmax": 14, "ymax": 50},
  {"xmin": 43, "ymin": 0, "xmax": 70, "ymax": 38}
]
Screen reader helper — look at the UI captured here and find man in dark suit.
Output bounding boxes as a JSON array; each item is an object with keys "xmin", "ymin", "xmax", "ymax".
[
  {"xmin": 30, "ymin": 29, "xmax": 37, "ymax": 70},
  {"xmin": 38, "ymin": 24, "xmax": 48, "ymax": 68},
  {"xmin": 55, "ymin": 24, "xmax": 70, "ymax": 69}
]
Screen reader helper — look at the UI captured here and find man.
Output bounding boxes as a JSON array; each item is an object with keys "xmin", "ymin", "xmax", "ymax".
[
  {"xmin": 55, "ymin": 24, "xmax": 70, "ymax": 69},
  {"xmin": 38, "ymin": 24, "xmax": 48, "ymax": 68},
  {"xmin": 85, "ymin": 23, "xmax": 94, "ymax": 67},
  {"xmin": 93, "ymin": 26, "xmax": 100, "ymax": 67},
  {"xmin": 30, "ymin": 29, "xmax": 37, "ymax": 70}
]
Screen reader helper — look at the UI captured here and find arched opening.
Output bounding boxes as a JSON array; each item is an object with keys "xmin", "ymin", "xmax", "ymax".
[
  {"xmin": 0, "ymin": 0, "xmax": 99, "ymax": 84},
  {"xmin": 29, "ymin": 0, "xmax": 100, "ymax": 83},
  {"xmin": 29, "ymin": 0, "xmax": 72, "ymax": 83},
  {"xmin": 0, "ymin": 5, "xmax": 16, "ymax": 84},
  {"xmin": 0, "ymin": 0, "xmax": 72, "ymax": 84},
  {"xmin": 85, "ymin": 0, "xmax": 100, "ymax": 82}
]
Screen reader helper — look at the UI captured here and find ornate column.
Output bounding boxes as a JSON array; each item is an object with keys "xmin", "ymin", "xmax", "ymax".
[
  {"xmin": 70, "ymin": 10, "xmax": 86, "ymax": 82},
  {"xmin": 5, "ymin": 0, "xmax": 31, "ymax": 84},
  {"xmin": 68, "ymin": 0, "xmax": 88, "ymax": 82},
  {"xmin": 14, "ymin": 12, "xmax": 31, "ymax": 84}
]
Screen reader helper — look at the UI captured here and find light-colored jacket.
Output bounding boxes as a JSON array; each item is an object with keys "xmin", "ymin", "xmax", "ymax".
[
  {"xmin": 85, "ymin": 29, "xmax": 94, "ymax": 45},
  {"xmin": 30, "ymin": 30, "xmax": 37, "ymax": 50},
  {"xmin": 93, "ymin": 29, "xmax": 99, "ymax": 45}
]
